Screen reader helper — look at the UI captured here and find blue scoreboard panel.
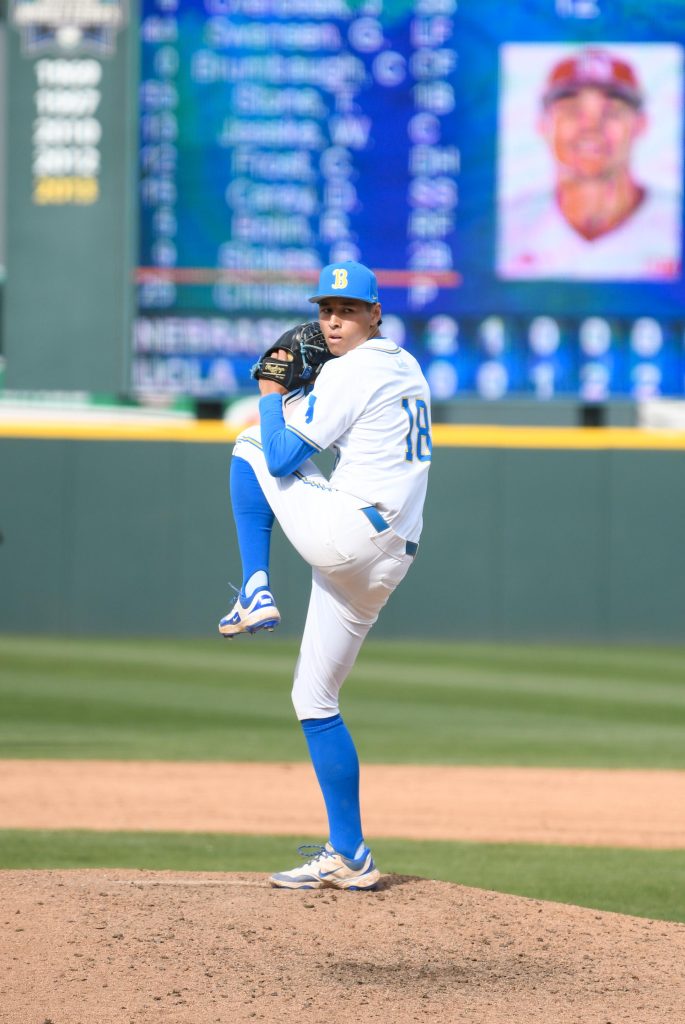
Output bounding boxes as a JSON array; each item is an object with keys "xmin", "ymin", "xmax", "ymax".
[{"xmin": 135, "ymin": 0, "xmax": 685, "ymax": 401}]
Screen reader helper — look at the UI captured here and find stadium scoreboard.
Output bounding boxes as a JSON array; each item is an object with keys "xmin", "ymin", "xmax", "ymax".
[{"xmin": 135, "ymin": 0, "xmax": 685, "ymax": 401}]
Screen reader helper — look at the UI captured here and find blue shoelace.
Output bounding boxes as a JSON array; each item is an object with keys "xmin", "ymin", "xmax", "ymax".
[{"xmin": 296, "ymin": 843, "xmax": 330, "ymax": 863}]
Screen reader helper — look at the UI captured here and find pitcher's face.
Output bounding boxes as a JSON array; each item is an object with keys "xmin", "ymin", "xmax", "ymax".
[{"xmin": 317, "ymin": 298, "xmax": 382, "ymax": 356}]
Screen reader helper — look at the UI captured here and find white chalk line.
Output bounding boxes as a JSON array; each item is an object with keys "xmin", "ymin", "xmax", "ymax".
[{"xmin": 106, "ymin": 878, "xmax": 266, "ymax": 888}]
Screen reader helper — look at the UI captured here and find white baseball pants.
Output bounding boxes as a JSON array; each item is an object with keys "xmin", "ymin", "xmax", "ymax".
[{"xmin": 233, "ymin": 427, "xmax": 414, "ymax": 719}]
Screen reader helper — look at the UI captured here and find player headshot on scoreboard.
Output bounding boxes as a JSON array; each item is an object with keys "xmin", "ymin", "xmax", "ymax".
[{"xmin": 497, "ymin": 43, "xmax": 683, "ymax": 280}]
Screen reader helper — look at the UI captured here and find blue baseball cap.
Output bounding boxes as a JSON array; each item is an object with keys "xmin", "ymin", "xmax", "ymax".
[{"xmin": 308, "ymin": 261, "xmax": 379, "ymax": 304}]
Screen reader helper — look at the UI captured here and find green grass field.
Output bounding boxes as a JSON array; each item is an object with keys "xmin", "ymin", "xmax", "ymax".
[
  {"xmin": 1, "ymin": 635, "xmax": 684, "ymax": 922},
  {"xmin": 2, "ymin": 635, "xmax": 684, "ymax": 765}
]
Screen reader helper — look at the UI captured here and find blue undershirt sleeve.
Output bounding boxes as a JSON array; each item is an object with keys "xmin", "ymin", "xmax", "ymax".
[{"xmin": 258, "ymin": 393, "xmax": 317, "ymax": 477}]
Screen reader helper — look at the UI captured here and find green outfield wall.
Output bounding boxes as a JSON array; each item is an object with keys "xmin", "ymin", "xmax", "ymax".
[{"xmin": 1, "ymin": 426, "xmax": 684, "ymax": 642}]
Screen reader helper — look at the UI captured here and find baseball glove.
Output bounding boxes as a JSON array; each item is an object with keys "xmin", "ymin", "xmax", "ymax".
[{"xmin": 251, "ymin": 322, "xmax": 333, "ymax": 391}]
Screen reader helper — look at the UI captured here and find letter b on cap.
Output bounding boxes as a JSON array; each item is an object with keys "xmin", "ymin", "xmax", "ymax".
[{"xmin": 332, "ymin": 268, "xmax": 348, "ymax": 289}]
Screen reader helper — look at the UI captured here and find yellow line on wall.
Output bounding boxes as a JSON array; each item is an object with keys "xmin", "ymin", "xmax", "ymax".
[
  {"xmin": 2, "ymin": 419, "xmax": 685, "ymax": 450},
  {"xmin": 432, "ymin": 424, "xmax": 685, "ymax": 450},
  {"xmin": 0, "ymin": 420, "xmax": 240, "ymax": 443}
]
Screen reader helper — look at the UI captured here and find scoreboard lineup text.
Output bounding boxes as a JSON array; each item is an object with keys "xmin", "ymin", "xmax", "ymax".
[{"xmin": 134, "ymin": 0, "xmax": 685, "ymax": 400}]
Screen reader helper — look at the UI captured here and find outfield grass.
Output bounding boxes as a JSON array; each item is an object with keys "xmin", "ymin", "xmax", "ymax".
[
  {"xmin": 1, "ymin": 829, "xmax": 683, "ymax": 924},
  {"xmin": 2, "ymin": 635, "xmax": 684, "ymax": 922},
  {"xmin": 1, "ymin": 635, "xmax": 684, "ymax": 766}
]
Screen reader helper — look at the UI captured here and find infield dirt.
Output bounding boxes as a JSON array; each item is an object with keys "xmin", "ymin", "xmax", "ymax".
[
  {"xmin": 2, "ymin": 760, "xmax": 685, "ymax": 847},
  {"xmin": 2, "ymin": 761, "xmax": 685, "ymax": 1021}
]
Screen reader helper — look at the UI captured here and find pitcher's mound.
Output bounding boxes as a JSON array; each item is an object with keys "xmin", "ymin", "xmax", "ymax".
[{"xmin": 3, "ymin": 869, "xmax": 684, "ymax": 1023}]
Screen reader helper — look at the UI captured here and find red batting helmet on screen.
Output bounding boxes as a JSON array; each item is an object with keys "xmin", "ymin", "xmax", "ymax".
[{"xmin": 542, "ymin": 48, "xmax": 644, "ymax": 109}]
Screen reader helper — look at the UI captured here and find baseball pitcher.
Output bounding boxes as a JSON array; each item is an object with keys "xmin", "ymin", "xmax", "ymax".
[{"xmin": 219, "ymin": 260, "xmax": 432, "ymax": 890}]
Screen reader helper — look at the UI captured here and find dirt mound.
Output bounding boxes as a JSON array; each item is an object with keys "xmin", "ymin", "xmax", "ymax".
[{"xmin": 2, "ymin": 869, "xmax": 684, "ymax": 1024}]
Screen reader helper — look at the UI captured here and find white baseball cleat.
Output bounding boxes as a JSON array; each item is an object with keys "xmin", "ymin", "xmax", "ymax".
[
  {"xmin": 218, "ymin": 588, "xmax": 281, "ymax": 637},
  {"xmin": 270, "ymin": 842, "xmax": 381, "ymax": 891}
]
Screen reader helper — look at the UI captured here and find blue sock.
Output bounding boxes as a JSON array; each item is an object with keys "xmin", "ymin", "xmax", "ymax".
[
  {"xmin": 229, "ymin": 455, "xmax": 274, "ymax": 599},
  {"xmin": 301, "ymin": 714, "xmax": 364, "ymax": 860}
]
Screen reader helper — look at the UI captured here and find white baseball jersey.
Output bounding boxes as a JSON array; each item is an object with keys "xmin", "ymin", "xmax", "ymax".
[
  {"xmin": 232, "ymin": 333, "xmax": 432, "ymax": 719},
  {"xmin": 284, "ymin": 337, "xmax": 431, "ymax": 543},
  {"xmin": 497, "ymin": 189, "xmax": 681, "ymax": 280}
]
